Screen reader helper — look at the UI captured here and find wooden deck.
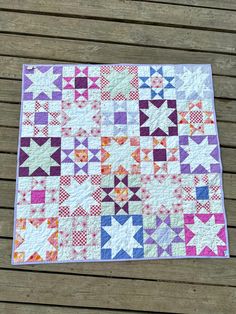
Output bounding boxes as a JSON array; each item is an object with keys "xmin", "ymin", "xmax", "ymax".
[{"xmin": 0, "ymin": 0, "xmax": 236, "ymax": 313}]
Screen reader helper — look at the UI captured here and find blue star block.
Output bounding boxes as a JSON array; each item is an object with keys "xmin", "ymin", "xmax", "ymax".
[{"xmin": 196, "ymin": 186, "xmax": 209, "ymax": 200}]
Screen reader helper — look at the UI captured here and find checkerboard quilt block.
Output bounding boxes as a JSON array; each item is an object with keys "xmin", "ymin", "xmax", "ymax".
[{"xmin": 12, "ymin": 64, "xmax": 229, "ymax": 265}]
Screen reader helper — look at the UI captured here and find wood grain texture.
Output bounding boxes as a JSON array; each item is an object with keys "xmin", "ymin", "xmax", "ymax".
[
  {"xmin": 0, "ymin": 303, "xmax": 142, "ymax": 314},
  {"xmin": 0, "ymin": 269, "xmax": 235, "ymax": 313},
  {"xmin": 7, "ymin": 55, "xmax": 236, "ymax": 80},
  {"xmin": 140, "ymin": 0, "xmax": 236, "ymax": 11},
  {"xmin": 0, "ymin": 237, "xmax": 235, "ymax": 286},
  {"xmin": 0, "ymin": 34, "xmax": 236, "ymax": 76},
  {"xmin": 0, "ymin": 102, "xmax": 20, "ymax": 127},
  {"xmin": 0, "ymin": 0, "xmax": 236, "ymax": 31},
  {"xmin": 1, "ymin": 11, "xmax": 236, "ymax": 55}
]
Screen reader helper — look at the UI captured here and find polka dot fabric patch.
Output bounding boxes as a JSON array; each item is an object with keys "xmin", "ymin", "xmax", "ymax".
[{"xmin": 12, "ymin": 64, "xmax": 229, "ymax": 265}]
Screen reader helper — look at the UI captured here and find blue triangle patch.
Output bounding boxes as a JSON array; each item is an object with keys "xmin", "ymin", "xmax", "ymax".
[{"xmin": 114, "ymin": 249, "xmax": 131, "ymax": 259}]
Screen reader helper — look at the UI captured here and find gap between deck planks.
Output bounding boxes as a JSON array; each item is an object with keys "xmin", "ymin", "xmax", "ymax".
[
  {"xmin": 0, "ymin": 11, "xmax": 235, "ymax": 55},
  {"xmin": 0, "ymin": 0, "xmax": 236, "ymax": 32},
  {"xmin": 0, "ymin": 303, "xmax": 145, "ymax": 314},
  {"xmin": 0, "ymin": 268, "xmax": 236, "ymax": 313},
  {"xmin": 133, "ymin": 0, "xmax": 236, "ymax": 11},
  {"xmin": 0, "ymin": 234, "xmax": 236, "ymax": 287},
  {"xmin": 0, "ymin": 34, "xmax": 236, "ymax": 77}
]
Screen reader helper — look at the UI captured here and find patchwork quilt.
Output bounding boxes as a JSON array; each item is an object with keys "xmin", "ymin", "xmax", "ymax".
[{"xmin": 12, "ymin": 64, "xmax": 229, "ymax": 265}]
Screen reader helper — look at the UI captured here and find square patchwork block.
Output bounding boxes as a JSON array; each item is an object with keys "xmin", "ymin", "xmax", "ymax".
[
  {"xmin": 177, "ymin": 99, "xmax": 215, "ymax": 135},
  {"xmin": 58, "ymin": 216, "xmax": 101, "ymax": 261},
  {"xmin": 101, "ymin": 100, "xmax": 140, "ymax": 136},
  {"xmin": 143, "ymin": 214, "xmax": 185, "ymax": 258},
  {"xmin": 184, "ymin": 214, "xmax": 227, "ymax": 256},
  {"xmin": 181, "ymin": 173, "xmax": 223, "ymax": 214},
  {"xmin": 59, "ymin": 175, "xmax": 101, "ymax": 217},
  {"xmin": 101, "ymin": 65, "xmax": 139, "ymax": 100},
  {"xmin": 61, "ymin": 137, "xmax": 101, "ymax": 175},
  {"xmin": 179, "ymin": 135, "xmax": 221, "ymax": 173},
  {"xmin": 17, "ymin": 176, "xmax": 60, "ymax": 218},
  {"xmin": 140, "ymin": 136, "xmax": 180, "ymax": 174},
  {"xmin": 14, "ymin": 217, "xmax": 58, "ymax": 263},
  {"xmin": 196, "ymin": 186, "xmax": 209, "ymax": 200},
  {"xmin": 61, "ymin": 100, "xmax": 101, "ymax": 137},
  {"xmin": 138, "ymin": 65, "xmax": 176, "ymax": 100},
  {"xmin": 19, "ymin": 137, "xmax": 61, "ymax": 177},
  {"xmin": 139, "ymin": 100, "xmax": 178, "ymax": 136},
  {"xmin": 101, "ymin": 174, "xmax": 142, "ymax": 215},
  {"xmin": 101, "ymin": 137, "xmax": 140, "ymax": 175},
  {"xmin": 31, "ymin": 190, "xmax": 46, "ymax": 204},
  {"xmin": 62, "ymin": 65, "xmax": 100, "ymax": 101},
  {"xmin": 22, "ymin": 100, "xmax": 61, "ymax": 137},
  {"xmin": 13, "ymin": 64, "xmax": 228, "ymax": 265},
  {"xmin": 23, "ymin": 65, "xmax": 62, "ymax": 101},
  {"xmin": 101, "ymin": 215, "xmax": 143, "ymax": 259}
]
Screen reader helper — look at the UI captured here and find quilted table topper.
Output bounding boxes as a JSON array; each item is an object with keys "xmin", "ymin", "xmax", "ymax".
[{"xmin": 12, "ymin": 64, "xmax": 229, "ymax": 265}]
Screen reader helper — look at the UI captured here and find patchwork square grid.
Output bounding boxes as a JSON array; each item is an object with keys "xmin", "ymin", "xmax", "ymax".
[{"xmin": 13, "ymin": 64, "xmax": 229, "ymax": 264}]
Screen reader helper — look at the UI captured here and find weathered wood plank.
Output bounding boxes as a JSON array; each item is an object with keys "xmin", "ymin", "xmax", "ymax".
[
  {"xmin": 0, "ymin": 181, "xmax": 16, "ymax": 208},
  {"xmin": 214, "ymin": 76, "xmax": 236, "ymax": 99},
  {"xmin": 0, "ymin": 103, "xmax": 20, "ymax": 127},
  {"xmin": 218, "ymin": 122, "xmax": 236, "ymax": 147},
  {"xmin": 0, "ymin": 0, "xmax": 236, "ymax": 32},
  {"xmin": 0, "ymin": 235, "xmax": 234, "ymax": 286},
  {"xmin": 221, "ymin": 148, "xmax": 236, "ymax": 173},
  {"xmin": 0, "ymin": 208, "xmax": 13, "ymax": 237},
  {"xmin": 0, "ymin": 79, "xmax": 21, "ymax": 103},
  {"xmin": 0, "ymin": 127, "xmax": 19, "ymax": 153},
  {"xmin": 1, "ymin": 11, "xmax": 236, "ymax": 55},
  {"xmin": 0, "ymin": 303, "xmax": 141, "ymax": 314},
  {"xmin": 0, "ymin": 34, "xmax": 236, "ymax": 77},
  {"xmin": 226, "ymin": 199, "xmax": 236, "ymax": 226},
  {"xmin": 214, "ymin": 99, "xmax": 236, "ymax": 123},
  {"xmin": 0, "ymin": 269, "xmax": 235, "ymax": 313},
  {"xmin": 0, "ymin": 236, "xmax": 234, "ymax": 286},
  {"xmin": 0, "ymin": 153, "xmax": 17, "ymax": 179},
  {"xmin": 0, "ymin": 147, "xmax": 235, "ymax": 181},
  {"xmin": 140, "ymin": 0, "xmax": 236, "ymax": 11},
  {"xmin": 223, "ymin": 174, "xmax": 236, "ymax": 199}
]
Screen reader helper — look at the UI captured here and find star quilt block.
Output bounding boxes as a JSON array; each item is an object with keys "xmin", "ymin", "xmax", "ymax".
[{"xmin": 12, "ymin": 64, "xmax": 229, "ymax": 265}]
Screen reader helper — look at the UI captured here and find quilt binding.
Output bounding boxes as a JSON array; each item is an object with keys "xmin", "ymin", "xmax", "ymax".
[{"xmin": 11, "ymin": 63, "xmax": 230, "ymax": 265}]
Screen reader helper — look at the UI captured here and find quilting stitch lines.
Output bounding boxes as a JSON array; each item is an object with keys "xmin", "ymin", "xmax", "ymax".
[{"xmin": 13, "ymin": 64, "xmax": 228, "ymax": 264}]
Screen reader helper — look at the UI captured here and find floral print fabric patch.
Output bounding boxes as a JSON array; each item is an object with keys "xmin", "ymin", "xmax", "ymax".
[{"xmin": 12, "ymin": 64, "xmax": 229, "ymax": 265}]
